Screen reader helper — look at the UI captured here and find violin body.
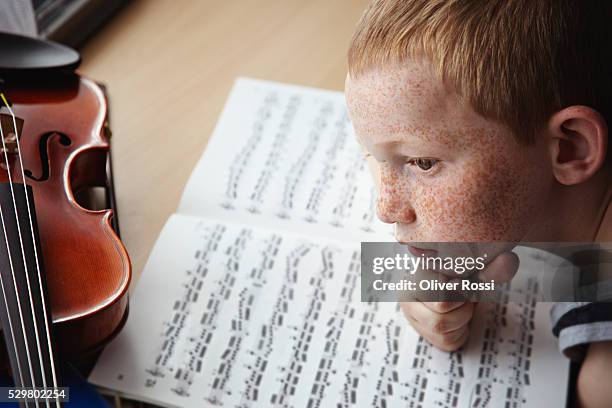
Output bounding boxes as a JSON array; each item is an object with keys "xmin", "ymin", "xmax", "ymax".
[{"xmin": 0, "ymin": 74, "xmax": 131, "ymax": 362}]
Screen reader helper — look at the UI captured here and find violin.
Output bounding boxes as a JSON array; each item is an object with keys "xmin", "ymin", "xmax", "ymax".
[{"xmin": 0, "ymin": 32, "xmax": 131, "ymax": 405}]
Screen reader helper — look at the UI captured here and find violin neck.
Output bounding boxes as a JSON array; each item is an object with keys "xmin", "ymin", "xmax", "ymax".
[{"xmin": 0, "ymin": 183, "xmax": 60, "ymax": 394}]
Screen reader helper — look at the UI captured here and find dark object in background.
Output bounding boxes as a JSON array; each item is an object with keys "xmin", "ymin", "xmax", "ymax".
[{"xmin": 34, "ymin": 0, "xmax": 128, "ymax": 48}]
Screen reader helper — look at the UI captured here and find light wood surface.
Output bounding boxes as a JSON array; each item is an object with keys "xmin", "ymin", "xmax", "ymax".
[{"xmin": 78, "ymin": 0, "xmax": 369, "ymax": 284}]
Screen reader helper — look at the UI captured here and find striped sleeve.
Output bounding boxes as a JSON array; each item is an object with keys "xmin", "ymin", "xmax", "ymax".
[{"xmin": 551, "ymin": 302, "xmax": 612, "ymax": 361}]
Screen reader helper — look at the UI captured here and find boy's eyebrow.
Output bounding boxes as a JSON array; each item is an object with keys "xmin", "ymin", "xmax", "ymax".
[
  {"xmin": 371, "ymin": 128, "xmax": 461, "ymax": 150},
  {"xmin": 372, "ymin": 140, "xmax": 404, "ymax": 149},
  {"xmin": 372, "ymin": 140, "xmax": 422, "ymax": 152},
  {"xmin": 365, "ymin": 141, "xmax": 404, "ymax": 162}
]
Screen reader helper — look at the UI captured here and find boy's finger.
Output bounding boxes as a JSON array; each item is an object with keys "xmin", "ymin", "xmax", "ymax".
[
  {"xmin": 477, "ymin": 251, "xmax": 519, "ymax": 284},
  {"xmin": 402, "ymin": 303, "xmax": 473, "ymax": 351},
  {"xmin": 409, "ymin": 267, "xmax": 450, "ymax": 302},
  {"xmin": 421, "ymin": 301, "xmax": 465, "ymax": 314},
  {"xmin": 421, "ymin": 324, "xmax": 470, "ymax": 352},
  {"xmin": 410, "ymin": 301, "xmax": 473, "ymax": 333},
  {"xmin": 434, "ymin": 326, "xmax": 470, "ymax": 352}
]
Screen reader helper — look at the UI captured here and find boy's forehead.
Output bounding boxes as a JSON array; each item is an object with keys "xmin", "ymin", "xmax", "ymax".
[{"xmin": 346, "ymin": 61, "xmax": 488, "ymax": 148}]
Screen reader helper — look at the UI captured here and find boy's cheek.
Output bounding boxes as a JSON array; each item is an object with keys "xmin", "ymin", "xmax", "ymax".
[{"xmin": 411, "ymin": 163, "xmax": 545, "ymax": 241}]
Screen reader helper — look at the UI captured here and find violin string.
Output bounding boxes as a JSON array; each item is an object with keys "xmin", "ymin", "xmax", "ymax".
[
  {"xmin": 0, "ymin": 132, "xmax": 37, "ymax": 408},
  {"xmin": 0, "ymin": 97, "xmax": 44, "ymax": 408},
  {"xmin": 2, "ymin": 95, "xmax": 58, "ymax": 407},
  {"xmin": 3, "ymin": 96, "xmax": 60, "ymax": 400},
  {"xmin": 0, "ymin": 205, "xmax": 28, "ymax": 407}
]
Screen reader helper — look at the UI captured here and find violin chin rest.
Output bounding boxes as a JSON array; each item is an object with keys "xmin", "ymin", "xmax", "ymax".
[{"xmin": 0, "ymin": 31, "xmax": 80, "ymax": 76}]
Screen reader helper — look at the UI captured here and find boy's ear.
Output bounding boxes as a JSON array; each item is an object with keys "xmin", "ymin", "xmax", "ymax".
[{"xmin": 547, "ymin": 106, "xmax": 608, "ymax": 185}]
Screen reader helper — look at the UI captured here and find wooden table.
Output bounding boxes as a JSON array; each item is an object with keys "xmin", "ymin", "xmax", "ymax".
[{"xmin": 79, "ymin": 0, "xmax": 369, "ymax": 284}]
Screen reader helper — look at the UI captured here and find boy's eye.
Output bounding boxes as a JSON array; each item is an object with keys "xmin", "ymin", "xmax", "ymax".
[{"xmin": 407, "ymin": 158, "xmax": 439, "ymax": 171}]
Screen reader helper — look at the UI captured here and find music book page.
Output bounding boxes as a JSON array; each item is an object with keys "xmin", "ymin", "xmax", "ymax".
[{"xmin": 89, "ymin": 78, "xmax": 569, "ymax": 408}]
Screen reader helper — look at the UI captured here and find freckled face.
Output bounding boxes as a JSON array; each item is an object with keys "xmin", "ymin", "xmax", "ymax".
[{"xmin": 345, "ymin": 61, "xmax": 553, "ymax": 242}]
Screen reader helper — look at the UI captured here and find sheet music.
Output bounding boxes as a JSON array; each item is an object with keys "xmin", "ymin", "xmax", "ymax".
[
  {"xmin": 178, "ymin": 78, "xmax": 392, "ymax": 242},
  {"xmin": 89, "ymin": 215, "xmax": 568, "ymax": 408},
  {"xmin": 89, "ymin": 78, "xmax": 569, "ymax": 407}
]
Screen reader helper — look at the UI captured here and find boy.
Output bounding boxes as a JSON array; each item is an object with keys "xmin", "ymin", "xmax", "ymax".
[{"xmin": 345, "ymin": 1, "xmax": 612, "ymax": 407}]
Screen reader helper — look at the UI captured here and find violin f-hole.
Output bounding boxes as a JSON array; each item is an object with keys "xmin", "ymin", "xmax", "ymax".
[{"xmin": 24, "ymin": 131, "xmax": 72, "ymax": 181}]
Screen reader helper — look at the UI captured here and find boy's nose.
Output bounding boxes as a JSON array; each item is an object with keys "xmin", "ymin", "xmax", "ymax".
[{"xmin": 376, "ymin": 169, "xmax": 416, "ymax": 224}]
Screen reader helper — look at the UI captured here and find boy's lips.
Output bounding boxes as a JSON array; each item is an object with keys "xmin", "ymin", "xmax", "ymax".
[{"xmin": 407, "ymin": 245, "xmax": 438, "ymax": 257}]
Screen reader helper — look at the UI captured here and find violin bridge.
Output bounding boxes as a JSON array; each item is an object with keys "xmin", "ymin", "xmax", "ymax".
[{"xmin": 0, "ymin": 113, "xmax": 24, "ymax": 154}]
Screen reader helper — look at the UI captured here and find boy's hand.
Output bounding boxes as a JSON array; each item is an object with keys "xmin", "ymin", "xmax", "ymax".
[{"xmin": 400, "ymin": 251, "xmax": 519, "ymax": 351}]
